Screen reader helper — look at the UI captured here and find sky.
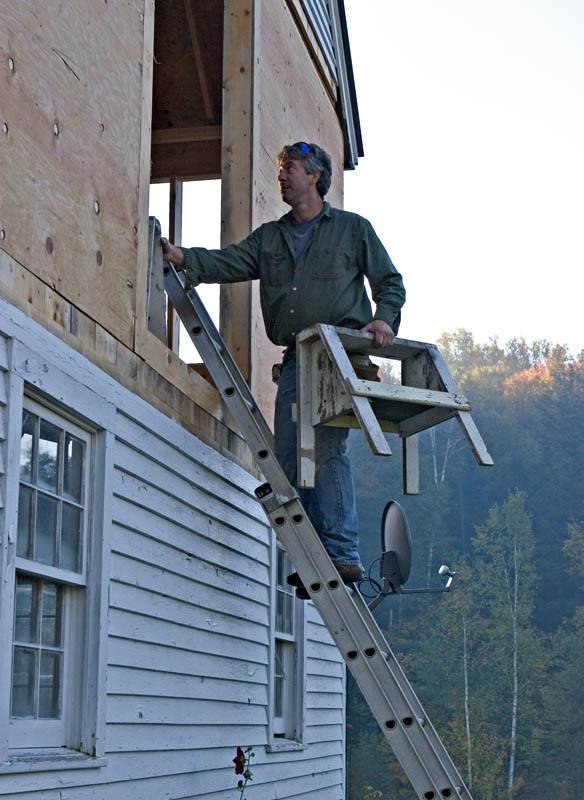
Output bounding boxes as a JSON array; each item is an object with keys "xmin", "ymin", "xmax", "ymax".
[{"xmin": 151, "ymin": 0, "xmax": 584, "ymax": 360}]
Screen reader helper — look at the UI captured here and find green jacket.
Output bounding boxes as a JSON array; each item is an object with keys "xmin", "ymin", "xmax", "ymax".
[{"xmin": 180, "ymin": 202, "xmax": 405, "ymax": 347}]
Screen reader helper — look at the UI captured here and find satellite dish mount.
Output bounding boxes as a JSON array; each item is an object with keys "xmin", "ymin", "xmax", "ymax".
[{"xmin": 367, "ymin": 501, "xmax": 456, "ymax": 611}]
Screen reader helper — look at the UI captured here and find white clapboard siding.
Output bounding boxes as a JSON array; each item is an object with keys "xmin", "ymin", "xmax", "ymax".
[
  {"xmin": 2, "ymin": 742, "xmax": 343, "ymax": 793},
  {"xmin": 0, "ymin": 300, "xmax": 345, "ymax": 799},
  {"xmin": 5, "ymin": 763, "xmax": 344, "ymax": 800}
]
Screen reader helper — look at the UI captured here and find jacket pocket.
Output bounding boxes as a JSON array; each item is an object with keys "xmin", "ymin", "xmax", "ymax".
[
  {"xmin": 261, "ymin": 250, "xmax": 290, "ymax": 286},
  {"xmin": 312, "ymin": 248, "xmax": 351, "ymax": 279}
]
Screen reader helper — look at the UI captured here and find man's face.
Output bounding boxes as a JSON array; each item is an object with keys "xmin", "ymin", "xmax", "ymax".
[{"xmin": 277, "ymin": 157, "xmax": 317, "ymax": 206}]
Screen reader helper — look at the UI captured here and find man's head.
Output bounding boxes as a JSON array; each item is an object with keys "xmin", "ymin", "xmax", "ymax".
[{"xmin": 277, "ymin": 142, "xmax": 332, "ymax": 203}]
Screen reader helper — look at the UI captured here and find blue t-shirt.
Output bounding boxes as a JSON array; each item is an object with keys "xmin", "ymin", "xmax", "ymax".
[{"xmin": 291, "ymin": 210, "xmax": 323, "ymax": 262}]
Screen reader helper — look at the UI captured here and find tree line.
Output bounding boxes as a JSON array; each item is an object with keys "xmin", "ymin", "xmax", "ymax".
[{"xmin": 346, "ymin": 331, "xmax": 584, "ymax": 799}]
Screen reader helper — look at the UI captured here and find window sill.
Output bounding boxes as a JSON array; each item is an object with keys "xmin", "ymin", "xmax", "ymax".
[
  {"xmin": 0, "ymin": 749, "xmax": 106, "ymax": 774},
  {"xmin": 266, "ymin": 739, "xmax": 305, "ymax": 754}
]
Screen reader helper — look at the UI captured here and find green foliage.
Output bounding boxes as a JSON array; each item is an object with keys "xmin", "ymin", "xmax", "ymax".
[
  {"xmin": 347, "ymin": 332, "xmax": 583, "ymax": 799},
  {"xmin": 563, "ymin": 521, "xmax": 584, "ymax": 579}
]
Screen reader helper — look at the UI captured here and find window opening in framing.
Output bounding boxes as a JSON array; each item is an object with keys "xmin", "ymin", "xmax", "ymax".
[
  {"xmin": 149, "ymin": 179, "xmax": 221, "ymax": 364},
  {"xmin": 148, "ymin": 0, "xmax": 223, "ymax": 364}
]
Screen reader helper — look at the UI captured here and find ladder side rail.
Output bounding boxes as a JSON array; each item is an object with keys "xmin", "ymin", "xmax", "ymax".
[{"xmin": 147, "ymin": 218, "xmax": 167, "ymax": 342}]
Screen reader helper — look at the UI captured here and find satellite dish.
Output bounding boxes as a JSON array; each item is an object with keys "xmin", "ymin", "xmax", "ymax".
[
  {"xmin": 367, "ymin": 500, "xmax": 454, "ymax": 609},
  {"xmin": 380, "ymin": 500, "xmax": 412, "ymax": 585}
]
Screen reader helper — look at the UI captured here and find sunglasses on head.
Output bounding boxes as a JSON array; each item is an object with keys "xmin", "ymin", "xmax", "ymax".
[{"xmin": 294, "ymin": 142, "xmax": 313, "ymax": 154}]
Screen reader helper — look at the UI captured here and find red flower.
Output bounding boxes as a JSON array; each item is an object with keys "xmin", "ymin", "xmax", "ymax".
[{"xmin": 233, "ymin": 746, "xmax": 245, "ymax": 775}]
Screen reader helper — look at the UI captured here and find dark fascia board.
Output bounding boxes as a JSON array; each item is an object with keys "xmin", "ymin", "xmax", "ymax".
[{"xmin": 332, "ymin": 0, "xmax": 364, "ymax": 167}]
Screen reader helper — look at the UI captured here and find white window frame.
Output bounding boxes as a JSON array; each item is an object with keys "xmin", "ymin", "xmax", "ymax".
[
  {"xmin": 0, "ymin": 375, "xmax": 112, "ymax": 771},
  {"xmin": 10, "ymin": 398, "xmax": 91, "ymax": 750},
  {"xmin": 268, "ymin": 541, "xmax": 305, "ymax": 750}
]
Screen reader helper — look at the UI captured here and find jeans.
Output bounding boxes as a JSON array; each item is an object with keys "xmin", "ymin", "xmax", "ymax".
[{"xmin": 274, "ymin": 355, "xmax": 361, "ymax": 566}]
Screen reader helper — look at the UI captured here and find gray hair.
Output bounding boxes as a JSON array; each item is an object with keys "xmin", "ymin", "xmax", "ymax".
[{"xmin": 278, "ymin": 142, "xmax": 332, "ymax": 198}]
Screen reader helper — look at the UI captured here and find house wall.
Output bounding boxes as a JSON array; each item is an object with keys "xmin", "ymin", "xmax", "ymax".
[{"xmin": 0, "ymin": 298, "xmax": 345, "ymax": 799}]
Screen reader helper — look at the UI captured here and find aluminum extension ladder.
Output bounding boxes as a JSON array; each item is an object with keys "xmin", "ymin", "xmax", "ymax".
[{"xmin": 163, "ymin": 263, "xmax": 473, "ymax": 800}]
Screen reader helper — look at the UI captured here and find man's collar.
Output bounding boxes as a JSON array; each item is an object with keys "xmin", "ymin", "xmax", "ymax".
[{"xmin": 279, "ymin": 201, "xmax": 332, "ymax": 224}]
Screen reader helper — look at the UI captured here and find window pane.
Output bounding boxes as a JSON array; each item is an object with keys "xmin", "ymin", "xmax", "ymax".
[
  {"xmin": 63, "ymin": 434, "xmax": 84, "ymax": 503},
  {"xmin": 276, "ymin": 548, "xmax": 293, "ymax": 589},
  {"xmin": 41, "ymin": 582, "xmax": 62, "ymax": 648},
  {"xmin": 274, "ymin": 641, "xmax": 284, "ymax": 717},
  {"xmin": 11, "ymin": 647, "xmax": 37, "ymax": 718},
  {"xmin": 39, "ymin": 651, "xmax": 61, "ymax": 719},
  {"xmin": 276, "ymin": 589, "xmax": 294, "ymax": 635},
  {"xmin": 38, "ymin": 419, "xmax": 60, "ymax": 493},
  {"xmin": 16, "ymin": 485, "xmax": 33, "ymax": 559},
  {"xmin": 274, "ymin": 676, "xmax": 283, "ymax": 717},
  {"xmin": 61, "ymin": 503, "xmax": 81, "ymax": 572},
  {"xmin": 35, "ymin": 493, "xmax": 58, "ymax": 566},
  {"xmin": 20, "ymin": 411, "xmax": 35, "ymax": 482},
  {"xmin": 277, "ymin": 547, "xmax": 286, "ymax": 587},
  {"xmin": 15, "ymin": 576, "xmax": 39, "ymax": 643}
]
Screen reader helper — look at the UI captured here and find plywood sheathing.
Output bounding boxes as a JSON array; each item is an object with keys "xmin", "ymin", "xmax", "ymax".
[
  {"xmin": 0, "ymin": 248, "xmax": 254, "ymax": 473},
  {"xmin": 0, "ymin": 2, "xmax": 145, "ymax": 348}
]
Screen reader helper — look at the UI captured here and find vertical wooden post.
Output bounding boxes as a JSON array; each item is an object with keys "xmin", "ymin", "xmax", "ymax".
[
  {"xmin": 220, "ymin": 0, "xmax": 258, "ymax": 383},
  {"xmin": 134, "ymin": 0, "xmax": 156, "ymax": 356},
  {"xmin": 401, "ymin": 354, "xmax": 426, "ymax": 495}
]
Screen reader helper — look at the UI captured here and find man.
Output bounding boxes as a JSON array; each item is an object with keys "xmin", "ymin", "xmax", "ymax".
[{"xmin": 161, "ymin": 142, "xmax": 405, "ymax": 597}]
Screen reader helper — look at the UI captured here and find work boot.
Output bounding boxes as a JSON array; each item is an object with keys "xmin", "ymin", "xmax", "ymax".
[
  {"xmin": 349, "ymin": 354, "xmax": 381, "ymax": 382},
  {"xmin": 334, "ymin": 562, "xmax": 365, "ymax": 584},
  {"xmin": 286, "ymin": 572, "xmax": 304, "ymax": 588}
]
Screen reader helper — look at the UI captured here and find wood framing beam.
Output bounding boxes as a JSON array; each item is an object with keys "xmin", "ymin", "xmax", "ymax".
[
  {"xmin": 150, "ymin": 139, "xmax": 222, "ymax": 182},
  {"xmin": 219, "ymin": 0, "xmax": 258, "ymax": 384},
  {"xmin": 151, "ymin": 125, "xmax": 222, "ymax": 145},
  {"xmin": 184, "ymin": 0, "xmax": 216, "ymax": 121}
]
